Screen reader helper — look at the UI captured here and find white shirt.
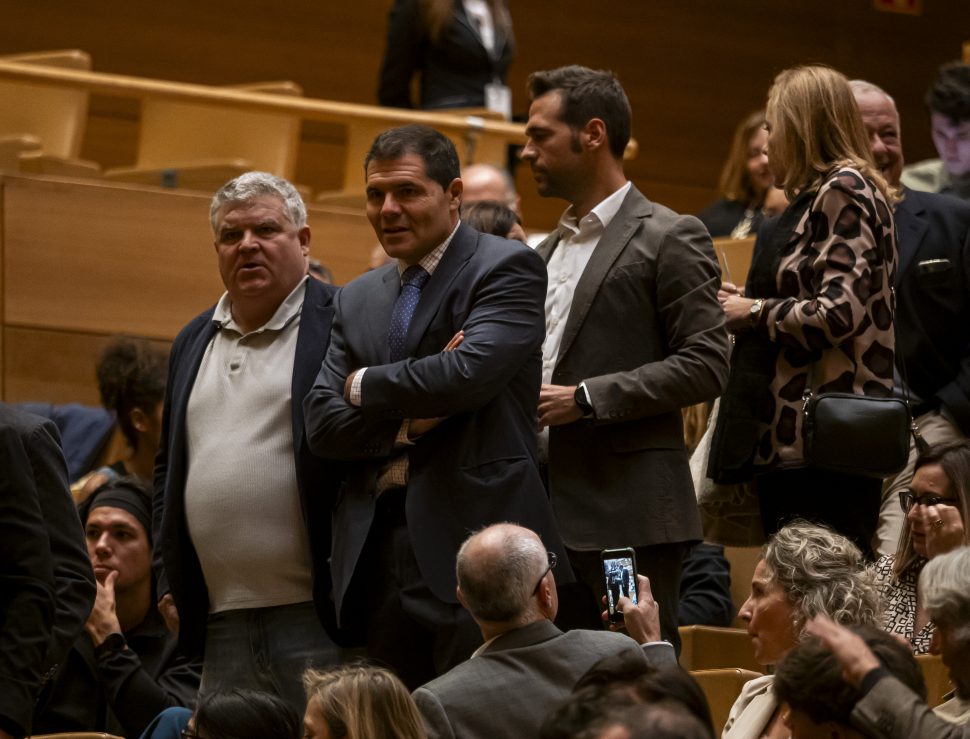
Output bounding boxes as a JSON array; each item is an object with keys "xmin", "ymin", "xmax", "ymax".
[
  {"xmin": 462, "ymin": 0, "xmax": 495, "ymax": 53},
  {"xmin": 541, "ymin": 182, "xmax": 632, "ymax": 385}
]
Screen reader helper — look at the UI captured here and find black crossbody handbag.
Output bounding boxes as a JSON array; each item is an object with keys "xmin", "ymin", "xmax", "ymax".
[{"xmin": 801, "ymin": 313, "xmax": 927, "ymax": 478}]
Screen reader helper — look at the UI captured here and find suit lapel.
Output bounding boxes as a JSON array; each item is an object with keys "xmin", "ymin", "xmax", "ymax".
[
  {"xmin": 291, "ymin": 279, "xmax": 335, "ymax": 454},
  {"xmin": 895, "ymin": 189, "xmax": 929, "ymax": 278},
  {"xmin": 403, "ymin": 223, "xmax": 475, "ymax": 358},
  {"xmin": 556, "ymin": 188, "xmax": 651, "ymax": 366},
  {"xmin": 535, "ymin": 231, "xmax": 561, "ymax": 264}
]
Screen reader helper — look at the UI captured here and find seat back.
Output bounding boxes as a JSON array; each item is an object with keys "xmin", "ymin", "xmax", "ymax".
[
  {"xmin": 0, "ymin": 49, "xmax": 91, "ymax": 158},
  {"xmin": 690, "ymin": 668, "xmax": 763, "ymax": 736},
  {"xmin": 916, "ymin": 652, "xmax": 952, "ymax": 708},
  {"xmin": 134, "ymin": 81, "xmax": 302, "ymax": 178},
  {"xmin": 679, "ymin": 625, "xmax": 760, "ymax": 672}
]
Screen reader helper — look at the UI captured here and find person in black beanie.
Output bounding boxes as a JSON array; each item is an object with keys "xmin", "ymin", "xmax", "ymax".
[{"xmin": 33, "ymin": 478, "xmax": 201, "ymax": 738}]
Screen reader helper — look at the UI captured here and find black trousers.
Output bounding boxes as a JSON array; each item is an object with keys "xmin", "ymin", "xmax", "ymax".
[
  {"xmin": 360, "ymin": 489, "xmax": 482, "ymax": 691},
  {"xmin": 755, "ymin": 467, "xmax": 881, "ymax": 560},
  {"xmin": 554, "ymin": 542, "xmax": 690, "ymax": 656}
]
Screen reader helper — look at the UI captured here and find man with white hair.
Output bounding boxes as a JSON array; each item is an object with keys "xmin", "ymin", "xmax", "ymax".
[
  {"xmin": 807, "ymin": 546, "xmax": 970, "ymax": 738},
  {"xmin": 850, "ymin": 80, "xmax": 970, "ymax": 555},
  {"xmin": 411, "ymin": 523, "xmax": 676, "ymax": 739},
  {"xmin": 153, "ymin": 172, "xmax": 342, "ymax": 712},
  {"xmin": 460, "ymin": 163, "xmax": 521, "ymax": 215}
]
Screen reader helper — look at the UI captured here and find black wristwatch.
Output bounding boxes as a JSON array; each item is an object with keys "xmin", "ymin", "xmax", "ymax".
[
  {"xmin": 94, "ymin": 632, "xmax": 127, "ymax": 657},
  {"xmin": 574, "ymin": 384, "xmax": 594, "ymax": 417}
]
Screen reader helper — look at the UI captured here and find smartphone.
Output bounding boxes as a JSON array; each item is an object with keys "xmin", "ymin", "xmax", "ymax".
[{"xmin": 601, "ymin": 547, "xmax": 638, "ymax": 623}]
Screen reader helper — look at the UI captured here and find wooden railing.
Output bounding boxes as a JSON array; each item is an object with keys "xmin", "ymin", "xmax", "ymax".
[{"xmin": 0, "ymin": 58, "xmax": 528, "ymax": 192}]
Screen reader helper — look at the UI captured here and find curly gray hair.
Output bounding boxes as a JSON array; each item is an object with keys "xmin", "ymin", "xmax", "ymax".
[{"xmin": 763, "ymin": 520, "xmax": 880, "ymax": 630}]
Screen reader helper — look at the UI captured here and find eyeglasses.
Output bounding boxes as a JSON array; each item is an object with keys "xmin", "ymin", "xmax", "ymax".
[
  {"xmin": 532, "ymin": 551, "xmax": 558, "ymax": 595},
  {"xmin": 898, "ymin": 491, "xmax": 959, "ymax": 512}
]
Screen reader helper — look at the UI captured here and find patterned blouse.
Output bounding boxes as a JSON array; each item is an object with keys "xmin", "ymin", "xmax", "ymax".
[
  {"xmin": 752, "ymin": 167, "xmax": 897, "ymax": 467},
  {"xmin": 873, "ymin": 554, "xmax": 935, "ymax": 654}
]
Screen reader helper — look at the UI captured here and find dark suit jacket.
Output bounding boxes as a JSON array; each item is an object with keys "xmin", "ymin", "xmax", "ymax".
[
  {"xmin": 537, "ymin": 186, "xmax": 730, "ymax": 549},
  {"xmin": 412, "ymin": 619, "xmax": 676, "ymax": 739},
  {"xmin": 377, "ymin": 0, "xmax": 514, "ymax": 110},
  {"xmin": 0, "ymin": 404, "xmax": 96, "ymax": 737},
  {"xmin": 894, "ymin": 187, "xmax": 970, "ymax": 433},
  {"xmin": 153, "ymin": 278, "xmax": 340, "ymax": 657},
  {"xmin": 304, "ymin": 224, "xmax": 570, "ymax": 623},
  {"xmin": 853, "ymin": 674, "xmax": 969, "ymax": 739}
]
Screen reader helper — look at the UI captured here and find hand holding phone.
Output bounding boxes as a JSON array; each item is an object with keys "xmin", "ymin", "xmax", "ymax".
[{"xmin": 601, "ymin": 547, "xmax": 638, "ymax": 623}]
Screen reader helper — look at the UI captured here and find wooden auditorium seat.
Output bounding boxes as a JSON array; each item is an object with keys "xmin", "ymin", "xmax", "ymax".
[
  {"xmin": 104, "ymin": 81, "xmax": 303, "ymax": 191},
  {"xmin": 29, "ymin": 734, "xmax": 124, "ymax": 739},
  {"xmin": 917, "ymin": 653, "xmax": 952, "ymax": 708},
  {"xmin": 0, "ymin": 49, "xmax": 100, "ymax": 176},
  {"xmin": 679, "ymin": 625, "xmax": 760, "ymax": 673},
  {"xmin": 690, "ymin": 668, "xmax": 763, "ymax": 735}
]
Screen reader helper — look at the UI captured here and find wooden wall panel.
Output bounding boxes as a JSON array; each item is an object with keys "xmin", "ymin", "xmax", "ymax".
[
  {"xmin": 3, "ymin": 326, "xmax": 170, "ymax": 404},
  {"xmin": 1, "ymin": 1, "xmax": 964, "ymax": 228}
]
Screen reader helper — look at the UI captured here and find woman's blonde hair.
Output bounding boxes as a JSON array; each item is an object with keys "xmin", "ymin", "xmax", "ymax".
[
  {"xmin": 766, "ymin": 65, "xmax": 895, "ymax": 203},
  {"xmin": 717, "ymin": 110, "xmax": 768, "ymax": 205},
  {"xmin": 304, "ymin": 664, "xmax": 427, "ymax": 739}
]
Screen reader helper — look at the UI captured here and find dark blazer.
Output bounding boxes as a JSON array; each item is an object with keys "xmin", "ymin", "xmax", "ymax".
[
  {"xmin": 378, "ymin": 0, "xmax": 514, "ymax": 110},
  {"xmin": 697, "ymin": 198, "xmax": 764, "ymax": 239},
  {"xmin": 853, "ymin": 674, "xmax": 969, "ymax": 739},
  {"xmin": 537, "ymin": 186, "xmax": 730, "ymax": 549},
  {"xmin": 412, "ymin": 619, "xmax": 676, "ymax": 739},
  {"xmin": 893, "ymin": 187, "xmax": 970, "ymax": 433},
  {"xmin": 0, "ymin": 404, "xmax": 96, "ymax": 737},
  {"xmin": 153, "ymin": 278, "xmax": 340, "ymax": 657},
  {"xmin": 304, "ymin": 224, "xmax": 570, "ymax": 623}
]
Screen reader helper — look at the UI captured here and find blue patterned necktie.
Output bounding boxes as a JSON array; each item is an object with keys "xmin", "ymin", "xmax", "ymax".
[{"xmin": 388, "ymin": 265, "xmax": 430, "ymax": 362}]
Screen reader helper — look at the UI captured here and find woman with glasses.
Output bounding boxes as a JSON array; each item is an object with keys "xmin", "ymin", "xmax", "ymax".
[{"xmin": 874, "ymin": 439, "xmax": 970, "ymax": 653}]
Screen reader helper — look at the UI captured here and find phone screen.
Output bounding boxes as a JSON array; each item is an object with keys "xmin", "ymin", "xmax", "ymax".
[{"xmin": 603, "ymin": 552, "xmax": 638, "ymax": 621}]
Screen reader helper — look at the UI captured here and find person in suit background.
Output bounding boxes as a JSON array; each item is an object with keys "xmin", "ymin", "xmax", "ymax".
[
  {"xmin": 520, "ymin": 64, "xmax": 729, "ymax": 650},
  {"xmin": 850, "ymin": 80, "xmax": 970, "ymax": 557},
  {"xmin": 0, "ymin": 403, "xmax": 96, "ymax": 739},
  {"xmin": 411, "ymin": 524, "xmax": 676, "ymax": 739},
  {"xmin": 378, "ymin": 0, "xmax": 514, "ymax": 112},
  {"xmin": 152, "ymin": 172, "xmax": 343, "ymax": 714},
  {"xmin": 303, "ymin": 124, "xmax": 569, "ymax": 689}
]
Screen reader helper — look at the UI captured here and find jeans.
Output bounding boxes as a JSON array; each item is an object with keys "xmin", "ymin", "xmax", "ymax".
[{"xmin": 199, "ymin": 601, "xmax": 343, "ymax": 714}]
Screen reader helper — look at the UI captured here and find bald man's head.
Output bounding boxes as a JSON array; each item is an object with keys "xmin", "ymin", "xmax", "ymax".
[
  {"xmin": 461, "ymin": 164, "xmax": 521, "ymax": 215},
  {"xmin": 456, "ymin": 523, "xmax": 552, "ymax": 625},
  {"xmin": 850, "ymin": 80, "xmax": 904, "ymax": 187}
]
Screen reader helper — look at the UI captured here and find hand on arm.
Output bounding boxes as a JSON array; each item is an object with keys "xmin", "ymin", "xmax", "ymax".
[
  {"xmin": 804, "ymin": 614, "xmax": 880, "ymax": 688},
  {"xmin": 602, "ymin": 574, "xmax": 663, "ymax": 644},
  {"xmin": 721, "ymin": 295, "xmax": 760, "ymax": 332},
  {"xmin": 538, "ymin": 384, "xmax": 582, "ymax": 428},
  {"xmin": 407, "ymin": 331, "xmax": 464, "ymax": 439},
  {"xmin": 85, "ymin": 570, "xmax": 123, "ymax": 646}
]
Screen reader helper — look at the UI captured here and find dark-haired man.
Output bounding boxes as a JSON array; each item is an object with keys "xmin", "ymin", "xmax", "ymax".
[
  {"xmin": 304, "ymin": 124, "xmax": 569, "ymax": 688},
  {"xmin": 521, "ymin": 65, "xmax": 729, "ymax": 648},
  {"xmin": 775, "ymin": 625, "xmax": 926, "ymax": 739},
  {"xmin": 902, "ymin": 61, "xmax": 970, "ymax": 201}
]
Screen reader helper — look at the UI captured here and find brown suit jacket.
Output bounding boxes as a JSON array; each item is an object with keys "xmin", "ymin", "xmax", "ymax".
[{"xmin": 537, "ymin": 185, "xmax": 730, "ymax": 549}]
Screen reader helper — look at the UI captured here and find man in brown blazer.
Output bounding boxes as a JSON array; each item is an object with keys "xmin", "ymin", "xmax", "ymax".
[{"xmin": 520, "ymin": 65, "xmax": 730, "ymax": 650}]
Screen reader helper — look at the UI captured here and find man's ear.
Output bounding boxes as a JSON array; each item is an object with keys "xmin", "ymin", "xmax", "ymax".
[
  {"xmin": 448, "ymin": 178, "xmax": 463, "ymax": 211},
  {"xmin": 129, "ymin": 407, "xmax": 149, "ymax": 434},
  {"xmin": 456, "ymin": 585, "xmax": 468, "ymax": 611},
  {"xmin": 582, "ymin": 118, "xmax": 609, "ymax": 152},
  {"xmin": 299, "ymin": 226, "xmax": 311, "ymax": 254}
]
